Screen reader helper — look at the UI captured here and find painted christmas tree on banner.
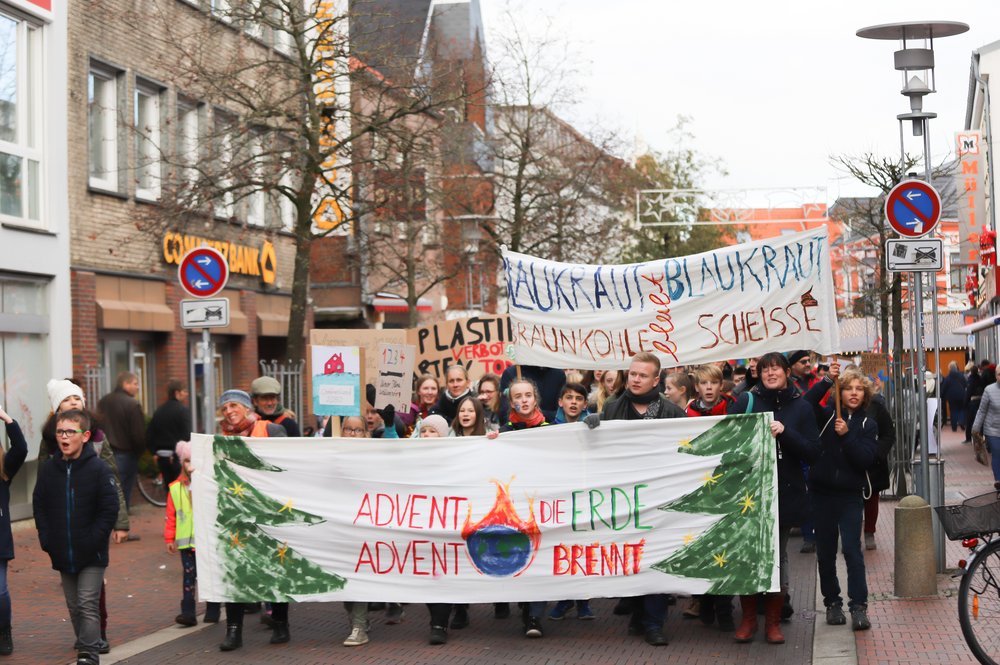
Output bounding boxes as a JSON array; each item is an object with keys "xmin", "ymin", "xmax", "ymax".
[
  {"xmin": 212, "ymin": 435, "xmax": 346, "ymax": 601},
  {"xmin": 653, "ymin": 413, "xmax": 777, "ymax": 595}
]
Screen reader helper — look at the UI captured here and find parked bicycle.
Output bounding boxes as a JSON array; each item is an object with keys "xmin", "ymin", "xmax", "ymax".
[
  {"xmin": 936, "ymin": 490, "xmax": 1000, "ymax": 665},
  {"xmin": 136, "ymin": 451, "xmax": 168, "ymax": 507}
]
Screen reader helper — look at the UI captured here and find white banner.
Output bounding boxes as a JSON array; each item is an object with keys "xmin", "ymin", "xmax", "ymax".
[
  {"xmin": 192, "ymin": 415, "xmax": 778, "ymax": 603},
  {"xmin": 501, "ymin": 228, "xmax": 839, "ymax": 369}
]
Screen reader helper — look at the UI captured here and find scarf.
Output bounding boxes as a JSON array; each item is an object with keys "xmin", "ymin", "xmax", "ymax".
[
  {"xmin": 221, "ymin": 412, "xmax": 259, "ymax": 437},
  {"xmin": 507, "ymin": 408, "xmax": 546, "ymax": 429},
  {"xmin": 625, "ymin": 386, "xmax": 661, "ymax": 405}
]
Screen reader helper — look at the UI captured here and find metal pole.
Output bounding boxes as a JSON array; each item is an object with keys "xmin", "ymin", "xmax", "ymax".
[
  {"xmin": 914, "ymin": 276, "xmax": 931, "ymax": 503},
  {"xmin": 202, "ymin": 328, "xmax": 214, "ymax": 434}
]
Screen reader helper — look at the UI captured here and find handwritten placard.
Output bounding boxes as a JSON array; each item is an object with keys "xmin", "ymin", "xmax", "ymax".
[
  {"xmin": 374, "ymin": 343, "xmax": 416, "ymax": 411},
  {"xmin": 311, "ymin": 345, "xmax": 362, "ymax": 416},
  {"xmin": 407, "ymin": 315, "xmax": 514, "ymax": 381},
  {"xmin": 501, "ymin": 228, "xmax": 840, "ymax": 369}
]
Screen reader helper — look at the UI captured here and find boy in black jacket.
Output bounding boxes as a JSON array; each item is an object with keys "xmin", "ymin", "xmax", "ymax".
[{"xmin": 33, "ymin": 410, "xmax": 119, "ymax": 665}]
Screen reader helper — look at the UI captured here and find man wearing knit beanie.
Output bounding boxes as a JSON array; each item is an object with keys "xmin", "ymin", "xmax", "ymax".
[{"xmin": 787, "ymin": 351, "xmax": 814, "ymax": 394}]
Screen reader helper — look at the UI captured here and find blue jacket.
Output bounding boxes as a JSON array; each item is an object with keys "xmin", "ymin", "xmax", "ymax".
[
  {"xmin": 0, "ymin": 421, "xmax": 28, "ymax": 560},
  {"xmin": 809, "ymin": 406, "xmax": 878, "ymax": 496},
  {"xmin": 33, "ymin": 443, "xmax": 119, "ymax": 573},
  {"xmin": 729, "ymin": 383, "xmax": 820, "ymax": 528}
]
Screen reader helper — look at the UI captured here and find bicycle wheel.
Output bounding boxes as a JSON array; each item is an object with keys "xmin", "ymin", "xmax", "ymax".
[
  {"xmin": 959, "ymin": 538, "xmax": 1000, "ymax": 665},
  {"xmin": 137, "ymin": 471, "xmax": 168, "ymax": 507}
]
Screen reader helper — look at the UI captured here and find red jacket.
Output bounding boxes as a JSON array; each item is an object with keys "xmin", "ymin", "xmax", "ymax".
[{"xmin": 686, "ymin": 394, "xmax": 735, "ymax": 418}]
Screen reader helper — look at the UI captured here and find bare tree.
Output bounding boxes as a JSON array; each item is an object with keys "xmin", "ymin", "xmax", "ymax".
[{"xmin": 112, "ymin": 0, "xmax": 476, "ymax": 361}]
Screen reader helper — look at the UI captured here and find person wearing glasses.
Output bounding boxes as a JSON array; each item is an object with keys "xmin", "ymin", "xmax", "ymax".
[{"xmin": 33, "ymin": 409, "xmax": 119, "ymax": 665}]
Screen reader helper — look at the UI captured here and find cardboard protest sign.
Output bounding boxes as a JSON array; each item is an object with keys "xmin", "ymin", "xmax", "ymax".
[
  {"xmin": 374, "ymin": 343, "xmax": 416, "ymax": 411},
  {"xmin": 193, "ymin": 414, "xmax": 778, "ymax": 603},
  {"xmin": 310, "ymin": 329, "xmax": 408, "ymax": 390},
  {"xmin": 311, "ymin": 345, "xmax": 362, "ymax": 416},
  {"xmin": 408, "ymin": 315, "xmax": 514, "ymax": 381},
  {"xmin": 502, "ymin": 228, "xmax": 839, "ymax": 369}
]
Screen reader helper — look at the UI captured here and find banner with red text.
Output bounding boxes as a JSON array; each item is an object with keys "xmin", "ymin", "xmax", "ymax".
[
  {"xmin": 501, "ymin": 228, "xmax": 839, "ymax": 369},
  {"xmin": 192, "ymin": 414, "xmax": 778, "ymax": 603}
]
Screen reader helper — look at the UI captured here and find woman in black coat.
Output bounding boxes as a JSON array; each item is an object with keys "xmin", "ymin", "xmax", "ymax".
[
  {"xmin": 940, "ymin": 362, "xmax": 968, "ymax": 432},
  {"xmin": 728, "ymin": 352, "xmax": 820, "ymax": 645}
]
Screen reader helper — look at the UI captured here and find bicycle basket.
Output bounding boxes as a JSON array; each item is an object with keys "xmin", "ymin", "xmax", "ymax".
[{"xmin": 934, "ymin": 492, "xmax": 1000, "ymax": 541}]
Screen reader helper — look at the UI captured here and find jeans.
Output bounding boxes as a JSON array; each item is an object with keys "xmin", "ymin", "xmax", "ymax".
[
  {"xmin": 813, "ymin": 493, "xmax": 867, "ymax": 609},
  {"xmin": 948, "ymin": 400, "xmax": 964, "ymax": 432},
  {"xmin": 113, "ymin": 451, "xmax": 138, "ymax": 509},
  {"xmin": 61, "ymin": 566, "xmax": 105, "ymax": 657},
  {"xmin": 632, "ymin": 594, "xmax": 669, "ymax": 631},
  {"xmin": 987, "ymin": 436, "xmax": 1000, "ymax": 483}
]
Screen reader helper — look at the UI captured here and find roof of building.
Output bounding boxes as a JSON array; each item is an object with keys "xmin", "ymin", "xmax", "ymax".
[{"xmin": 350, "ymin": 0, "xmax": 433, "ymax": 83}]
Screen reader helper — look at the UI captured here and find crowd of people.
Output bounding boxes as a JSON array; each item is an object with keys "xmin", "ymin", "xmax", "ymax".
[{"xmin": 0, "ymin": 349, "xmax": 902, "ymax": 664}]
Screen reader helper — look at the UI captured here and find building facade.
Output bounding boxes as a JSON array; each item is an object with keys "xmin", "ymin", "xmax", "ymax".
[{"xmin": 0, "ymin": 0, "xmax": 71, "ymax": 517}]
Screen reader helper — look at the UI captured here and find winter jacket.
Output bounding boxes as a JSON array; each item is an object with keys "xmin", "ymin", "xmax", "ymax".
[
  {"xmin": 433, "ymin": 389, "xmax": 474, "ymax": 424},
  {"xmin": 33, "ymin": 444, "xmax": 119, "ymax": 573},
  {"xmin": 0, "ymin": 420, "xmax": 28, "ymax": 560},
  {"xmin": 728, "ymin": 383, "xmax": 820, "ymax": 528},
  {"xmin": 685, "ymin": 394, "xmax": 734, "ymax": 418},
  {"xmin": 809, "ymin": 405, "xmax": 878, "ymax": 496},
  {"xmin": 974, "ymin": 382, "xmax": 1000, "ymax": 438},
  {"xmin": 500, "ymin": 365, "xmax": 567, "ymax": 422},
  {"xmin": 601, "ymin": 392, "xmax": 687, "ymax": 421},
  {"xmin": 97, "ymin": 388, "xmax": 146, "ymax": 456},
  {"xmin": 147, "ymin": 397, "xmax": 192, "ymax": 453},
  {"xmin": 941, "ymin": 369, "xmax": 968, "ymax": 403},
  {"xmin": 553, "ymin": 406, "xmax": 592, "ymax": 424},
  {"xmin": 257, "ymin": 408, "xmax": 301, "ymax": 438}
]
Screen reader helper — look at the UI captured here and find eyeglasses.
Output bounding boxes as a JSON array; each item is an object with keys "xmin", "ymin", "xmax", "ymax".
[
  {"xmin": 55, "ymin": 429, "xmax": 84, "ymax": 438},
  {"xmin": 342, "ymin": 427, "xmax": 366, "ymax": 435}
]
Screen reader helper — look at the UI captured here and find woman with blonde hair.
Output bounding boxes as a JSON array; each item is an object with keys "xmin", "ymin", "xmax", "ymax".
[{"xmin": 596, "ymin": 370, "xmax": 624, "ymax": 413}]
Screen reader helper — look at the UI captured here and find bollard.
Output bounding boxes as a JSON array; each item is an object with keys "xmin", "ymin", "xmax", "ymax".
[{"xmin": 894, "ymin": 495, "xmax": 938, "ymax": 598}]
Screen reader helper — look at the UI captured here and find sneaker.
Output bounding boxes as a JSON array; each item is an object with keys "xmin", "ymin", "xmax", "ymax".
[
  {"xmin": 384, "ymin": 603, "xmax": 404, "ymax": 625},
  {"xmin": 548, "ymin": 600, "xmax": 573, "ymax": 621},
  {"xmin": 864, "ymin": 533, "xmax": 877, "ymax": 551},
  {"xmin": 429, "ymin": 626, "xmax": 448, "ymax": 645},
  {"xmin": 576, "ymin": 602, "xmax": 595, "ymax": 620},
  {"xmin": 175, "ymin": 614, "xmax": 197, "ymax": 627},
  {"xmin": 826, "ymin": 605, "xmax": 846, "ymax": 626},
  {"xmin": 343, "ymin": 625, "xmax": 369, "ymax": 647},
  {"xmin": 800, "ymin": 540, "xmax": 816, "ymax": 554},
  {"xmin": 76, "ymin": 654, "xmax": 99, "ymax": 665},
  {"xmin": 850, "ymin": 606, "xmax": 871, "ymax": 631},
  {"xmin": 525, "ymin": 617, "xmax": 543, "ymax": 638}
]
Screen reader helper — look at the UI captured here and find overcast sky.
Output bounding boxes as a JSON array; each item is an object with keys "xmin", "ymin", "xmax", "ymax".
[{"xmin": 480, "ymin": 0, "xmax": 1000, "ymax": 206}]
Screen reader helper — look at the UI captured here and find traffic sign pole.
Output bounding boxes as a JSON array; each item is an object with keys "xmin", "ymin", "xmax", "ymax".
[{"xmin": 203, "ymin": 328, "xmax": 214, "ymax": 436}]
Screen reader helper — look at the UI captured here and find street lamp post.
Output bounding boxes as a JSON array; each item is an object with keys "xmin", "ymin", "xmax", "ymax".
[{"xmin": 857, "ymin": 21, "xmax": 969, "ymax": 573}]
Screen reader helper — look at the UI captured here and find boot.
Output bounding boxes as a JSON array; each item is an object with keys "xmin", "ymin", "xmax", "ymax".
[
  {"xmin": 0, "ymin": 625, "xmax": 11, "ymax": 655},
  {"xmin": 219, "ymin": 623, "xmax": 243, "ymax": 651},
  {"xmin": 734, "ymin": 595, "xmax": 757, "ymax": 643},
  {"xmin": 270, "ymin": 621, "xmax": 290, "ymax": 644},
  {"xmin": 764, "ymin": 593, "xmax": 785, "ymax": 644}
]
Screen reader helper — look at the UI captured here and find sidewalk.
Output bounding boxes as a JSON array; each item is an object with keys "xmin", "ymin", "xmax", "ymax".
[{"xmin": 854, "ymin": 424, "xmax": 989, "ymax": 665}]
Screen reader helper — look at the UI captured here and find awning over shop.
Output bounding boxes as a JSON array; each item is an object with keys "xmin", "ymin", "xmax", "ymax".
[
  {"xmin": 372, "ymin": 292, "xmax": 432, "ymax": 313},
  {"xmin": 95, "ymin": 275, "xmax": 173, "ymax": 332},
  {"xmin": 953, "ymin": 315, "xmax": 1000, "ymax": 335},
  {"xmin": 257, "ymin": 293, "xmax": 291, "ymax": 337}
]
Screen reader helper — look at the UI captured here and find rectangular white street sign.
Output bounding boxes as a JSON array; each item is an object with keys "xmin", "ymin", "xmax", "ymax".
[
  {"xmin": 886, "ymin": 238, "xmax": 944, "ymax": 273},
  {"xmin": 181, "ymin": 298, "xmax": 230, "ymax": 329}
]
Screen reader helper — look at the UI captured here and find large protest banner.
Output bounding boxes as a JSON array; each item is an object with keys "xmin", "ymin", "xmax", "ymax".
[
  {"xmin": 407, "ymin": 314, "xmax": 514, "ymax": 381},
  {"xmin": 501, "ymin": 228, "xmax": 839, "ymax": 369},
  {"xmin": 193, "ymin": 414, "xmax": 778, "ymax": 603}
]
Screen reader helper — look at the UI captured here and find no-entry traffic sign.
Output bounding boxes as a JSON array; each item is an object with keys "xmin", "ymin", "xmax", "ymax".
[
  {"xmin": 179, "ymin": 247, "xmax": 229, "ymax": 298},
  {"xmin": 885, "ymin": 179, "xmax": 941, "ymax": 238}
]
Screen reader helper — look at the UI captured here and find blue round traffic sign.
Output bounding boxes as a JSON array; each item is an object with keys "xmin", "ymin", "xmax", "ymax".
[
  {"xmin": 178, "ymin": 247, "xmax": 229, "ymax": 298},
  {"xmin": 885, "ymin": 179, "xmax": 941, "ymax": 238}
]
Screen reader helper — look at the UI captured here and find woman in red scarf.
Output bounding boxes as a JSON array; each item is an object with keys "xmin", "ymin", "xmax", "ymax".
[{"xmin": 215, "ymin": 390, "xmax": 288, "ymax": 652}]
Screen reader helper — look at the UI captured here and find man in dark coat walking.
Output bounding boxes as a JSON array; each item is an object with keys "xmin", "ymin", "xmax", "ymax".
[
  {"xmin": 146, "ymin": 379, "xmax": 191, "ymax": 489},
  {"xmin": 97, "ymin": 372, "xmax": 146, "ymax": 509}
]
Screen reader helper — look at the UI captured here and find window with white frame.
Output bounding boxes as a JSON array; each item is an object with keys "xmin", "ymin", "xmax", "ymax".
[
  {"xmin": 88, "ymin": 62, "xmax": 121, "ymax": 191},
  {"xmin": 213, "ymin": 111, "xmax": 235, "ymax": 218},
  {"xmin": 246, "ymin": 133, "xmax": 266, "ymax": 226},
  {"xmin": 134, "ymin": 78, "xmax": 164, "ymax": 201},
  {"xmin": 0, "ymin": 12, "xmax": 42, "ymax": 224},
  {"xmin": 176, "ymin": 97, "xmax": 200, "ymax": 204}
]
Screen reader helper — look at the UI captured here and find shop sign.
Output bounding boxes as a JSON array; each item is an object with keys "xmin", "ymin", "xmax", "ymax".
[
  {"xmin": 956, "ymin": 132, "xmax": 985, "ymax": 265},
  {"xmin": 163, "ymin": 232, "xmax": 277, "ymax": 285}
]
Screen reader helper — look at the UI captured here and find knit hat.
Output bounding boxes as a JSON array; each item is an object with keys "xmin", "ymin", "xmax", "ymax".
[
  {"xmin": 250, "ymin": 376, "xmax": 282, "ymax": 396},
  {"xmin": 420, "ymin": 415, "xmax": 449, "ymax": 438},
  {"xmin": 218, "ymin": 389, "xmax": 252, "ymax": 409},
  {"xmin": 175, "ymin": 440, "xmax": 192, "ymax": 463},
  {"xmin": 787, "ymin": 350, "xmax": 810, "ymax": 366},
  {"xmin": 47, "ymin": 379, "xmax": 85, "ymax": 412}
]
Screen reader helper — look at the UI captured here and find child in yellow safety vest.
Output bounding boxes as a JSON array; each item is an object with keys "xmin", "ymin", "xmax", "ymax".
[{"xmin": 165, "ymin": 440, "xmax": 220, "ymax": 626}]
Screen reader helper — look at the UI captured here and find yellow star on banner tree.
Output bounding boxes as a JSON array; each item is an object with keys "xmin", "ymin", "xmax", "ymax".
[
  {"xmin": 652, "ymin": 414, "xmax": 776, "ymax": 595},
  {"xmin": 214, "ymin": 435, "xmax": 346, "ymax": 601}
]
